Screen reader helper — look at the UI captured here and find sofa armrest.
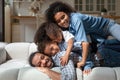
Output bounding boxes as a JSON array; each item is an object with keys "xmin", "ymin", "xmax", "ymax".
[
  {"xmin": 0, "ymin": 42, "xmax": 7, "ymax": 64},
  {"xmin": 85, "ymin": 67, "xmax": 118, "ymax": 80},
  {"xmin": 18, "ymin": 67, "xmax": 83, "ymax": 80},
  {"xmin": 18, "ymin": 67, "xmax": 51, "ymax": 80},
  {"xmin": 0, "ymin": 68, "xmax": 19, "ymax": 80}
]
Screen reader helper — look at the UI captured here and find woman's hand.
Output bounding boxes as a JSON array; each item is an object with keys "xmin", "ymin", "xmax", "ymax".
[{"xmin": 77, "ymin": 61, "xmax": 85, "ymax": 68}]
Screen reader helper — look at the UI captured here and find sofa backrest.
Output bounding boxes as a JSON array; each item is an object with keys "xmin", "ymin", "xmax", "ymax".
[
  {"xmin": 0, "ymin": 42, "xmax": 8, "ymax": 64},
  {"xmin": 5, "ymin": 42, "xmax": 37, "ymax": 59}
]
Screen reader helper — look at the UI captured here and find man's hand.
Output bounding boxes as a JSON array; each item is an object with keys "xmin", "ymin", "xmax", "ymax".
[{"xmin": 36, "ymin": 67, "xmax": 49, "ymax": 73}]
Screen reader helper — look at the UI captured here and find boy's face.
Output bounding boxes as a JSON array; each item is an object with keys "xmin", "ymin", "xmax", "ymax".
[
  {"xmin": 32, "ymin": 53, "xmax": 53, "ymax": 68},
  {"xmin": 44, "ymin": 42, "xmax": 60, "ymax": 56},
  {"xmin": 54, "ymin": 11, "xmax": 69, "ymax": 28}
]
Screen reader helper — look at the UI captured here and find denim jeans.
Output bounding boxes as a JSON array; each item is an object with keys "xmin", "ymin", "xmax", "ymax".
[
  {"xmin": 98, "ymin": 43, "xmax": 120, "ymax": 67},
  {"xmin": 103, "ymin": 39, "xmax": 120, "ymax": 52},
  {"xmin": 108, "ymin": 20, "xmax": 120, "ymax": 41}
]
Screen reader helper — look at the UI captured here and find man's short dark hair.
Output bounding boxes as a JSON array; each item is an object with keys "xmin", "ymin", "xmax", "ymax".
[{"xmin": 28, "ymin": 51, "xmax": 39, "ymax": 67}]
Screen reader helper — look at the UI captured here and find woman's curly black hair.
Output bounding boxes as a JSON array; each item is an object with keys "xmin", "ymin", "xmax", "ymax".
[
  {"xmin": 45, "ymin": 1, "xmax": 76, "ymax": 23},
  {"xmin": 34, "ymin": 22, "xmax": 63, "ymax": 54}
]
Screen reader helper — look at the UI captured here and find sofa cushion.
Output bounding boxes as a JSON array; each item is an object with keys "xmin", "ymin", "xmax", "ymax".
[
  {"xmin": 0, "ymin": 68, "xmax": 19, "ymax": 80},
  {"xmin": 85, "ymin": 67, "xmax": 117, "ymax": 80},
  {"xmin": 113, "ymin": 67, "xmax": 120, "ymax": 80},
  {"xmin": 76, "ymin": 68, "xmax": 83, "ymax": 80},
  {"xmin": 18, "ymin": 67, "xmax": 83, "ymax": 80},
  {"xmin": 28, "ymin": 43, "xmax": 37, "ymax": 56},
  {"xmin": 0, "ymin": 59, "xmax": 29, "ymax": 71},
  {"xmin": 0, "ymin": 42, "xmax": 7, "ymax": 64},
  {"xmin": 5, "ymin": 42, "xmax": 30, "ymax": 59},
  {"xmin": 18, "ymin": 67, "xmax": 51, "ymax": 80}
]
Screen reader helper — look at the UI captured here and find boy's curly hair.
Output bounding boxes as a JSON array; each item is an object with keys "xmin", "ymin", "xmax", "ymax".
[
  {"xmin": 34, "ymin": 22, "xmax": 63, "ymax": 45},
  {"xmin": 34, "ymin": 22, "xmax": 51, "ymax": 45},
  {"xmin": 37, "ymin": 40, "xmax": 53, "ymax": 56}
]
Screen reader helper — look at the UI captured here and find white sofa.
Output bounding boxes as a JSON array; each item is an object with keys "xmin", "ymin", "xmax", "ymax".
[{"xmin": 0, "ymin": 42, "xmax": 120, "ymax": 80}]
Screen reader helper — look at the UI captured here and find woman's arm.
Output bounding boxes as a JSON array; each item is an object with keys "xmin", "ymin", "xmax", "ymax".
[{"xmin": 77, "ymin": 41, "xmax": 89, "ymax": 68}]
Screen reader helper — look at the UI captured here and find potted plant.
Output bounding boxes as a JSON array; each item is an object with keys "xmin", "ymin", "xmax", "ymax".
[{"xmin": 101, "ymin": 8, "xmax": 107, "ymax": 15}]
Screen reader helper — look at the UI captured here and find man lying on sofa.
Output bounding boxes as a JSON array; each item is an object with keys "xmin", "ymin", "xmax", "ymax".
[{"xmin": 29, "ymin": 51, "xmax": 76, "ymax": 80}]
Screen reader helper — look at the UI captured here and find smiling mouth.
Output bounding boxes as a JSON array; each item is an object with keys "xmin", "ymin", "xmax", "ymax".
[
  {"xmin": 64, "ymin": 21, "xmax": 69, "ymax": 27},
  {"xmin": 47, "ymin": 61, "xmax": 53, "ymax": 68}
]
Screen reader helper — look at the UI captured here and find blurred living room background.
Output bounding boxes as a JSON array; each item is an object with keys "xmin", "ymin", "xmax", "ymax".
[{"xmin": 1, "ymin": 0, "xmax": 120, "ymax": 43}]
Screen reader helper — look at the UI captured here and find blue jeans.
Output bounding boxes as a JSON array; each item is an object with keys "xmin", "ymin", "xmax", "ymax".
[
  {"xmin": 108, "ymin": 20, "xmax": 120, "ymax": 41},
  {"xmin": 98, "ymin": 41, "xmax": 120, "ymax": 67},
  {"xmin": 103, "ymin": 39, "xmax": 120, "ymax": 52}
]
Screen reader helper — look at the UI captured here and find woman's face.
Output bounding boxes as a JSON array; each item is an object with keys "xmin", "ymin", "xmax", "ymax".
[{"xmin": 54, "ymin": 12, "xmax": 69, "ymax": 28}]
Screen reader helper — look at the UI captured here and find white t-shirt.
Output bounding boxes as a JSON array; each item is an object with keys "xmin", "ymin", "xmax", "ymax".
[{"xmin": 62, "ymin": 31, "xmax": 74, "ymax": 42}]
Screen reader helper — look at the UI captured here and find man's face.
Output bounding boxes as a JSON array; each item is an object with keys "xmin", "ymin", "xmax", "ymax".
[
  {"xmin": 44, "ymin": 42, "xmax": 60, "ymax": 56},
  {"xmin": 32, "ymin": 53, "xmax": 53, "ymax": 68}
]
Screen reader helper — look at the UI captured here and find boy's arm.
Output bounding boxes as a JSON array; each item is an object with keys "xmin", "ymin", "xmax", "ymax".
[
  {"xmin": 77, "ymin": 41, "xmax": 89, "ymax": 68},
  {"xmin": 60, "ymin": 38, "xmax": 74, "ymax": 66},
  {"xmin": 61, "ymin": 31, "xmax": 74, "ymax": 66},
  {"xmin": 66, "ymin": 38, "xmax": 74, "ymax": 56},
  {"xmin": 37, "ymin": 67, "xmax": 61, "ymax": 80}
]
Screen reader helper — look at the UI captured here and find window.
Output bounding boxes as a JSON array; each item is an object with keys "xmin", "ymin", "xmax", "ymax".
[
  {"xmin": 96, "ymin": 0, "xmax": 105, "ymax": 11},
  {"xmin": 74, "ymin": 0, "xmax": 116, "ymax": 14},
  {"xmin": 75, "ymin": 0, "xmax": 82, "ymax": 11},
  {"xmin": 85, "ymin": 0, "xmax": 93, "ymax": 11},
  {"xmin": 107, "ymin": 0, "xmax": 115, "ymax": 11}
]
